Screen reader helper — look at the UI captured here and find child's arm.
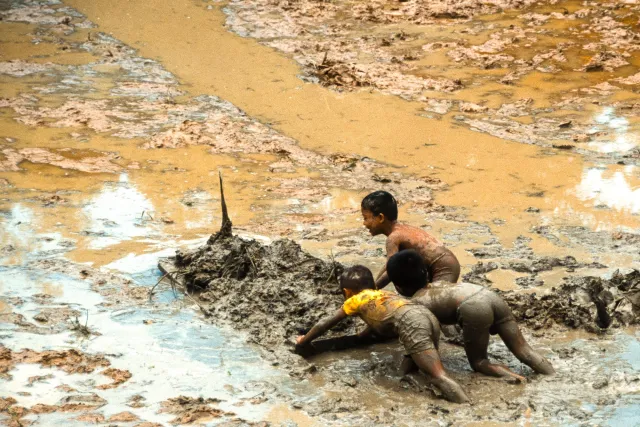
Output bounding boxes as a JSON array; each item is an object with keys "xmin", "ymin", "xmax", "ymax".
[
  {"xmin": 374, "ymin": 237, "xmax": 401, "ymax": 289},
  {"xmin": 296, "ymin": 308, "xmax": 347, "ymax": 347}
]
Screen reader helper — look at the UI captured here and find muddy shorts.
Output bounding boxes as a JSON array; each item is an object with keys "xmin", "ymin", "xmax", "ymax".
[
  {"xmin": 395, "ymin": 305, "xmax": 441, "ymax": 355},
  {"xmin": 430, "ymin": 249, "xmax": 461, "ymax": 284},
  {"xmin": 456, "ymin": 289, "xmax": 514, "ymax": 335}
]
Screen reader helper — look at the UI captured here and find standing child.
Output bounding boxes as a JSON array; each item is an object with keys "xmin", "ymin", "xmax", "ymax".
[
  {"xmin": 386, "ymin": 250, "xmax": 555, "ymax": 382},
  {"xmin": 361, "ymin": 191, "xmax": 460, "ymax": 290},
  {"xmin": 295, "ymin": 265, "xmax": 470, "ymax": 403}
]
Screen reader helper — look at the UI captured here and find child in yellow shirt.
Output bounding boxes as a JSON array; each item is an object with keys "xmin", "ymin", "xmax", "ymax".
[{"xmin": 295, "ymin": 265, "xmax": 469, "ymax": 403}]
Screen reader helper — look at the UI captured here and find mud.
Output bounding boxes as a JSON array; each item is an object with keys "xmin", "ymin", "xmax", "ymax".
[
  {"xmin": 1, "ymin": 0, "xmax": 639, "ymax": 425},
  {"xmin": 0, "ymin": 347, "xmax": 110, "ymax": 378},
  {"xmin": 164, "ymin": 229, "xmax": 357, "ymax": 368},
  {"xmin": 502, "ymin": 270, "xmax": 640, "ymax": 332},
  {"xmin": 223, "ymin": 0, "xmax": 640, "ymax": 163},
  {"xmin": 159, "ymin": 396, "xmax": 232, "ymax": 425}
]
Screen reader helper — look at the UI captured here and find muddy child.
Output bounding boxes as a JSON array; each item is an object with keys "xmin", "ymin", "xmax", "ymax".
[
  {"xmin": 295, "ymin": 265, "xmax": 470, "ymax": 403},
  {"xmin": 387, "ymin": 250, "xmax": 555, "ymax": 382},
  {"xmin": 361, "ymin": 191, "xmax": 460, "ymax": 290}
]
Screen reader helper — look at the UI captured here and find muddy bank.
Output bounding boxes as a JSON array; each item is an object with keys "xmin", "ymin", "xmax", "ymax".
[
  {"xmin": 162, "ymin": 227, "xmax": 357, "ymax": 370},
  {"xmin": 161, "ymin": 225, "xmax": 640, "ymax": 425},
  {"xmin": 502, "ymin": 270, "xmax": 640, "ymax": 333},
  {"xmin": 223, "ymin": 0, "xmax": 640, "ymax": 162},
  {"xmin": 163, "ymin": 219, "xmax": 638, "ymax": 358}
]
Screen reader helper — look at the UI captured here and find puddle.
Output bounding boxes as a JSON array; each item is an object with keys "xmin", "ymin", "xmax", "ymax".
[{"xmin": 0, "ymin": 260, "xmax": 315, "ymax": 425}]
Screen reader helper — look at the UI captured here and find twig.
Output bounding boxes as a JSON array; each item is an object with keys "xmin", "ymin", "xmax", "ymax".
[
  {"xmin": 246, "ymin": 247, "xmax": 258, "ymax": 277},
  {"xmin": 148, "ymin": 272, "xmax": 169, "ymax": 302},
  {"xmin": 325, "ymin": 249, "xmax": 339, "ymax": 286}
]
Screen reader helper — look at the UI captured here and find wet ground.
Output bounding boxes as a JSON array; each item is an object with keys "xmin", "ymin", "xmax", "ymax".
[{"xmin": 0, "ymin": 0, "xmax": 639, "ymax": 425}]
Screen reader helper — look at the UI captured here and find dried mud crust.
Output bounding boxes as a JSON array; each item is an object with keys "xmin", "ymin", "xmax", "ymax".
[
  {"xmin": 169, "ymin": 232, "xmax": 356, "ymax": 363},
  {"xmin": 159, "ymin": 396, "xmax": 233, "ymax": 425},
  {"xmin": 0, "ymin": 346, "xmax": 131, "ymax": 385},
  {"xmin": 223, "ymin": 0, "xmax": 640, "ymax": 162}
]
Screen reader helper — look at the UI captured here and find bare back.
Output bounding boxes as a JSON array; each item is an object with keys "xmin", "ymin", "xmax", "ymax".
[
  {"xmin": 387, "ymin": 224, "xmax": 460, "ymax": 283},
  {"xmin": 412, "ymin": 282, "xmax": 486, "ymax": 325}
]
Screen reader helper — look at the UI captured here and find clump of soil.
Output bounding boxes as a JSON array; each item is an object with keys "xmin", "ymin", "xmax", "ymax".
[
  {"xmin": 159, "ymin": 396, "xmax": 232, "ymax": 425},
  {"xmin": 501, "ymin": 270, "xmax": 640, "ymax": 332},
  {"xmin": 98, "ymin": 367, "xmax": 132, "ymax": 389},
  {"xmin": 169, "ymin": 232, "xmax": 352, "ymax": 351},
  {"xmin": 160, "ymin": 182, "xmax": 354, "ymax": 362}
]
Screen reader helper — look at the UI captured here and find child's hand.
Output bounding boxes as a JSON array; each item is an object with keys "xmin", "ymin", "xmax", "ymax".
[{"xmin": 295, "ymin": 335, "xmax": 305, "ymax": 345}]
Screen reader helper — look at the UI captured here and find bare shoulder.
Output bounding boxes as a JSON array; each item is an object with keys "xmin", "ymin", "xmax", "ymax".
[{"xmin": 398, "ymin": 223, "xmax": 441, "ymax": 244}]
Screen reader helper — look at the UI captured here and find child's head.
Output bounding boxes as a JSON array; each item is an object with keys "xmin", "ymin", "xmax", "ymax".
[
  {"xmin": 340, "ymin": 265, "xmax": 375, "ymax": 298},
  {"xmin": 386, "ymin": 249, "xmax": 429, "ymax": 297},
  {"xmin": 361, "ymin": 191, "xmax": 398, "ymax": 235}
]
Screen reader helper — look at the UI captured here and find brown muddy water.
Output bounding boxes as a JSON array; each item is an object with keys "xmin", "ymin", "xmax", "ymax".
[{"xmin": 0, "ymin": 0, "xmax": 639, "ymax": 425}]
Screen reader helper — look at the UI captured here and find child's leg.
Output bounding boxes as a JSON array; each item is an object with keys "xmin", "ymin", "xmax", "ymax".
[
  {"xmin": 462, "ymin": 323, "xmax": 526, "ymax": 382},
  {"xmin": 411, "ymin": 349, "xmax": 469, "ymax": 403},
  {"xmin": 496, "ymin": 320, "xmax": 555, "ymax": 375},
  {"xmin": 400, "ymin": 355, "xmax": 419, "ymax": 375}
]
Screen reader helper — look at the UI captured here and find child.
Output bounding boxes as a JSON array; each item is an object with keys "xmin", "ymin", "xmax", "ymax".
[
  {"xmin": 386, "ymin": 250, "xmax": 555, "ymax": 382},
  {"xmin": 295, "ymin": 265, "xmax": 470, "ymax": 403},
  {"xmin": 361, "ymin": 191, "xmax": 460, "ymax": 290}
]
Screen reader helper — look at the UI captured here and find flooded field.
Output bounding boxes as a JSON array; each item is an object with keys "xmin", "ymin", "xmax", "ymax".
[{"xmin": 0, "ymin": 0, "xmax": 639, "ymax": 425}]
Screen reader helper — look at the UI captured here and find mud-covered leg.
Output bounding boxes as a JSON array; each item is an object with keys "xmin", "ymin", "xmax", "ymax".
[
  {"xmin": 411, "ymin": 349, "xmax": 470, "ymax": 403},
  {"xmin": 400, "ymin": 355, "xmax": 418, "ymax": 375},
  {"xmin": 463, "ymin": 325, "xmax": 526, "ymax": 382},
  {"xmin": 497, "ymin": 320, "xmax": 555, "ymax": 375}
]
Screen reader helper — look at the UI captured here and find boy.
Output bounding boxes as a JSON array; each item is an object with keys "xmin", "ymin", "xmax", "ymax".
[
  {"xmin": 361, "ymin": 191, "xmax": 460, "ymax": 289},
  {"xmin": 295, "ymin": 265, "xmax": 470, "ymax": 403},
  {"xmin": 387, "ymin": 250, "xmax": 555, "ymax": 382}
]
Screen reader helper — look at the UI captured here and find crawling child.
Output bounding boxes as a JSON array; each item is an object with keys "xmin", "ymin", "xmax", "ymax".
[
  {"xmin": 360, "ymin": 191, "xmax": 460, "ymax": 289},
  {"xmin": 295, "ymin": 265, "xmax": 470, "ymax": 403},
  {"xmin": 386, "ymin": 250, "xmax": 555, "ymax": 382}
]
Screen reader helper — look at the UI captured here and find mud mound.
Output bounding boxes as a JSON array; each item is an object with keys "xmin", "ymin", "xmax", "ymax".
[
  {"xmin": 166, "ymin": 231, "xmax": 353, "ymax": 352},
  {"xmin": 502, "ymin": 270, "xmax": 640, "ymax": 333}
]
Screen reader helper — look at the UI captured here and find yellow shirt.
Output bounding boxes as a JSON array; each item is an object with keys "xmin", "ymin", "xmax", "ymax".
[{"xmin": 342, "ymin": 289, "xmax": 409, "ymax": 336}]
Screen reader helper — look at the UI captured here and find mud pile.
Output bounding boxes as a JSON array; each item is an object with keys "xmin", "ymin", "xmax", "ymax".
[
  {"xmin": 502, "ymin": 270, "xmax": 640, "ymax": 333},
  {"xmin": 164, "ymin": 227, "xmax": 355, "ymax": 358}
]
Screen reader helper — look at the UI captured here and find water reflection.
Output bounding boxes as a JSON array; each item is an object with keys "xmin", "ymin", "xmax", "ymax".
[
  {"xmin": 82, "ymin": 173, "xmax": 156, "ymax": 249},
  {"xmin": 575, "ymin": 166, "xmax": 640, "ymax": 214},
  {"xmin": 588, "ymin": 107, "xmax": 638, "ymax": 154}
]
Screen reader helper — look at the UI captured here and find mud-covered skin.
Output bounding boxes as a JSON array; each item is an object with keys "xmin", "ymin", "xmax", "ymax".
[
  {"xmin": 412, "ymin": 283, "xmax": 555, "ymax": 379},
  {"xmin": 297, "ymin": 287, "xmax": 468, "ymax": 403},
  {"xmin": 361, "ymin": 209, "xmax": 460, "ymax": 288}
]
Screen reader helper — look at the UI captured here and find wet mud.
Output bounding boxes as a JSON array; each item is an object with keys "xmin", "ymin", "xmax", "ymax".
[
  {"xmin": 0, "ymin": 0, "xmax": 639, "ymax": 425},
  {"xmin": 223, "ymin": 0, "xmax": 640, "ymax": 163}
]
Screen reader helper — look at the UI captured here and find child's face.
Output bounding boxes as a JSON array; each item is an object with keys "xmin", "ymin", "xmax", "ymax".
[{"xmin": 361, "ymin": 208, "xmax": 384, "ymax": 235}]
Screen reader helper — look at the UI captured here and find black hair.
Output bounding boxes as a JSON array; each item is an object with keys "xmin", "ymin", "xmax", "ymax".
[
  {"xmin": 386, "ymin": 250, "xmax": 429, "ymax": 296},
  {"xmin": 361, "ymin": 191, "xmax": 398, "ymax": 221},
  {"xmin": 340, "ymin": 265, "xmax": 375, "ymax": 291}
]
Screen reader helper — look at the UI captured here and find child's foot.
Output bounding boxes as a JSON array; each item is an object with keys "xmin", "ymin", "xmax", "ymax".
[{"xmin": 504, "ymin": 373, "xmax": 526, "ymax": 384}]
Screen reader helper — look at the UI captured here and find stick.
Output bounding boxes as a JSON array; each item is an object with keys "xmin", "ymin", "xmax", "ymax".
[{"xmin": 148, "ymin": 272, "xmax": 169, "ymax": 302}]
